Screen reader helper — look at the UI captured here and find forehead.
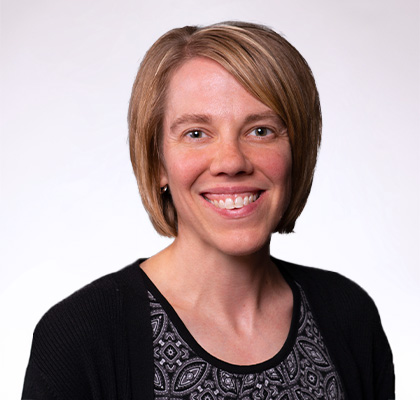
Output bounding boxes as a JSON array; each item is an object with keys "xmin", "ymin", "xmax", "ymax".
[
  {"xmin": 164, "ymin": 57, "xmax": 273, "ymax": 122},
  {"xmin": 169, "ymin": 57, "xmax": 234, "ymax": 93}
]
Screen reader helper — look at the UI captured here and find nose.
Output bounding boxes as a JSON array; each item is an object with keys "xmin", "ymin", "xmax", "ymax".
[{"xmin": 209, "ymin": 139, "xmax": 253, "ymax": 176}]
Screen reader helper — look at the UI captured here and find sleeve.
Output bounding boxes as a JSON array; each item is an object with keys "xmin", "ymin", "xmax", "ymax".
[
  {"xmin": 21, "ymin": 299, "xmax": 94, "ymax": 400},
  {"xmin": 370, "ymin": 300, "xmax": 395, "ymax": 399},
  {"xmin": 328, "ymin": 271, "xmax": 395, "ymax": 399},
  {"xmin": 21, "ymin": 276, "xmax": 126, "ymax": 400},
  {"xmin": 337, "ymin": 278, "xmax": 395, "ymax": 399},
  {"xmin": 22, "ymin": 359, "xmax": 61, "ymax": 400},
  {"xmin": 328, "ymin": 272, "xmax": 395, "ymax": 399}
]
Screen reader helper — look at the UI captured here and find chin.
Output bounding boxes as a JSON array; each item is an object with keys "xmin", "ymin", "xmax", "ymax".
[{"xmin": 211, "ymin": 232, "xmax": 271, "ymax": 257}]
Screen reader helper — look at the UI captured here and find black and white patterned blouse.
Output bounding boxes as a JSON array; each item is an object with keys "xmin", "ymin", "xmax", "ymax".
[{"xmin": 142, "ymin": 271, "xmax": 344, "ymax": 400}]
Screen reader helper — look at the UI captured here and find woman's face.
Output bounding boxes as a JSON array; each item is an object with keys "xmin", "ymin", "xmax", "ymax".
[{"xmin": 160, "ymin": 57, "xmax": 292, "ymax": 256}]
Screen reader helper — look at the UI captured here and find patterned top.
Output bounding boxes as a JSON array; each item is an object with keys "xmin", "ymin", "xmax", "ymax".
[{"xmin": 143, "ymin": 272, "xmax": 344, "ymax": 400}]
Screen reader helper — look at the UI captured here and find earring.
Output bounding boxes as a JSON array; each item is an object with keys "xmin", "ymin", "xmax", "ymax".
[{"xmin": 160, "ymin": 184, "xmax": 168, "ymax": 194}]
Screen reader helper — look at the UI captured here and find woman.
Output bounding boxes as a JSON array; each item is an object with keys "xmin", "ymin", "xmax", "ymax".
[{"xmin": 22, "ymin": 22, "xmax": 394, "ymax": 399}]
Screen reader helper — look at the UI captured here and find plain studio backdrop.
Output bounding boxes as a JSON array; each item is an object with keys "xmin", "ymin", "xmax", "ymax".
[{"xmin": 1, "ymin": 0, "xmax": 419, "ymax": 398}]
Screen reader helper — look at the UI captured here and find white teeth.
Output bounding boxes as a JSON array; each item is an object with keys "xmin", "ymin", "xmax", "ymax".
[
  {"xmin": 208, "ymin": 193, "xmax": 260, "ymax": 210},
  {"xmin": 234, "ymin": 197, "xmax": 244, "ymax": 208},
  {"xmin": 225, "ymin": 198, "xmax": 235, "ymax": 209}
]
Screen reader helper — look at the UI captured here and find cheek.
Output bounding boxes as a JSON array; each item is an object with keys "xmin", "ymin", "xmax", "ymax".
[
  {"xmin": 257, "ymin": 147, "xmax": 292, "ymax": 185},
  {"xmin": 264, "ymin": 149, "xmax": 293, "ymax": 223},
  {"xmin": 164, "ymin": 147, "xmax": 209, "ymax": 190}
]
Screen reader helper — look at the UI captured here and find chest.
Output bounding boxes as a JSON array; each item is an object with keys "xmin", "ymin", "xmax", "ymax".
[{"xmin": 146, "ymin": 284, "xmax": 345, "ymax": 400}]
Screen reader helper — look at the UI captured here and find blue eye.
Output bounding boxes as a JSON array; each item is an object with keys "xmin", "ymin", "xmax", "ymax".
[{"xmin": 250, "ymin": 127, "xmax": 273, "ymax": 137}]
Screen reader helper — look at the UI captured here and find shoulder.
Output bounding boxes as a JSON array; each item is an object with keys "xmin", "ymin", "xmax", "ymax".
[
  {"xmin": 32, "ymin": 259, "xmax": 147, "ymax": 343},
  {"xmin": 275, "ymin": 257, "xmax": 377, "ymax": 315},
  {"xmin": 277, "ymin": 257, "xmax": 363, "ymax": 290},
  {"xmin": 274, "ymin": 257, "xmax": 393, "ymax": 358},
  {"xmin": 273, "ymin": 259, "xmax": 395, "ymax": 397},
  {"xmin": 23, "ymin": 259, "xmax": 149, "ymax": 398},
  {"xmin": 273, "ymin": 257, "xmax": 389, "ymax": 346}
]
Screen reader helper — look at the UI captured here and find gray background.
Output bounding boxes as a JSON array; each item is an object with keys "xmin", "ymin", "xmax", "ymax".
[{"xmin": 1, "ymin": 0, "xmax": 419, "ymax": 398}]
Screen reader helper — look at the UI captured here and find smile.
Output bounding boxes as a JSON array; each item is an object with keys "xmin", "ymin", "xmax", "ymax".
[{"xmin": 203, "ymin": 192, "xmax": 261, "ymax": 209}]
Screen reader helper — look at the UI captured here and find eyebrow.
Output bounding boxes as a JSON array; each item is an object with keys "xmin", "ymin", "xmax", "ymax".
[
  {"xmin": 170, "ymin": 114, "xmax": 212, "ymax": 132},
  {"xmin": 169, "ymin": 111, "xmax": 284, "ymax": 132},
  {"xmin": 243, "ymin": 111, "xmax": 283, "ymax": 125}
]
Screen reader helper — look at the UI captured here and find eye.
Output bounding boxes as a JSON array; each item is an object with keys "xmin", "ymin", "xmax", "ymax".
[
  {"xmin": 186, "ymin": 130, "xmax": 207, "ymax": 139},
  {"xmin": 249, "ymin": 127, "xmax": 273, "ymax": 137}
]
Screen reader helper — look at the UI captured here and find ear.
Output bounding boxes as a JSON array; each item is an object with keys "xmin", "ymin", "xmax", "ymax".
[{"xmin": 159, "ymin": 164, "xmax": 168, "ymax": 188}]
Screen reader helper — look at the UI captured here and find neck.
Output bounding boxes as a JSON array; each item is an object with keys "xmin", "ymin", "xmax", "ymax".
[{"xmin": 145, "ymin": 235, "xmax": 283, "ymax": 319}]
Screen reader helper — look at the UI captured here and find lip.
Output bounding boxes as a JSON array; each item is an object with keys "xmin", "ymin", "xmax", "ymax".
[
  {"xmin": 200, "ymin": 188, "xmax": 265, "ymax": 218},
  {"xmin": 200, "ymin": 186, "xmax": 263, "ymax": 195}
]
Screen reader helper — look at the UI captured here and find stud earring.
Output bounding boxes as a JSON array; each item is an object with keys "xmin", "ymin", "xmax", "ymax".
[{"xmin": 160, "ymin": 185, "xmax": 168, "ymax": 194}]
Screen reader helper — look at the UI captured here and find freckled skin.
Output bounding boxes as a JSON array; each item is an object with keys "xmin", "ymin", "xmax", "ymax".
[{"xmin": 160, "ymin": 57, "xmax": 292, "ymax": 257}]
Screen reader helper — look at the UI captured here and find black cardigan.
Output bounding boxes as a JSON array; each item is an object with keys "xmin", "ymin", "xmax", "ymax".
[{"xmin": 22, "ymin": 258, "xmax": 395, "ymax": 399}]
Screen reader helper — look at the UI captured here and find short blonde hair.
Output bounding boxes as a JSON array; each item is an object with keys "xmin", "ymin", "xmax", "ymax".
[{"xmin": 128, "ymin": 21, "xmax": 321, "ymax": 236}]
